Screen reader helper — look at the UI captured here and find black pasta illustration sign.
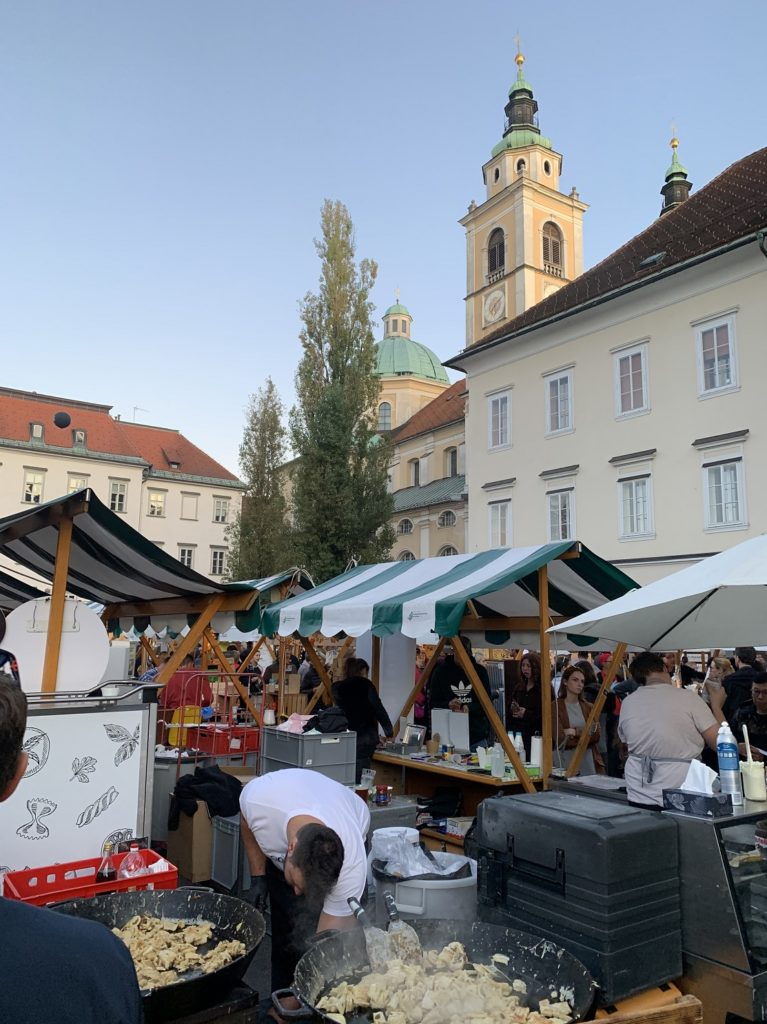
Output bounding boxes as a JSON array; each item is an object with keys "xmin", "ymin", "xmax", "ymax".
[{"xmin": 103, "ymin": 723, "xmax": 140, "ymax": 765}]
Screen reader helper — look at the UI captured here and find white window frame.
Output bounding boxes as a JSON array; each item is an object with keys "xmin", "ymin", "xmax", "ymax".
[
  {"xmin": 544, "ymin": 368, "xmax": 574, "ymax": 436},
  {"xmin": 702, "ymin": 457, "xmax": 746, "ymax": 531},
  {"xmin": 30, "ymin": 422, "xmax": 44, "ymax": 440},
  {"xmin": 613, "ymin": 342, "xmax": 649, "ymax": 419},
  {"xmin": 398, "ymin": 550, "xmax": 416, "ymax": 562},
  {"xmin": 437, "ymin": 509, "xmax": 456, "ymax": 529},
  {"xmin": 178, "ymin": 545, "xmax": 195, "ymax": 568},
  {"xmin": 617, "ymin": 474, "xmax": 654, "ymax": 540},
  {"xmin": 181, "ymin": 493, "xmax": 199, "ymax": 520},
  {"xmin": 22, "ymin": 470, "xmax": 45, "ymax": 505},
  {"xmin": 73, "ymin": 429, "xmax": 86, "ymax": 447},
  {"xmin": 487, "ymin": 390, "xmax": 511, "ymax": 450},
  {"xmin": 397, "ymin": 518, "xmax": 413, "ymax": 535},
  {"xmin": 378, "ymin": 402, "xmax": 392, "ymax": 432},
  {"xmin": 489, "ymin": 500, "xmax": 511, "ymax": 548},
  {"xmin": 109, "ymin": 480, "xmax": 128, "ymax": 514},
  {"xmin": 547, "ymin": 488, "xmax": 574, "ymax": 542},
  {"xmin": 67, "ymin": 474, "xmax": 89, "ymax": 494},
  {"xmin": 210, "ymin": 548, "xmax": 227, "ymax": 575},
  {"xmin": 695, "ymin": 313, "xmax": 738, "ymax": 398},
  {"xmin": 444, "ymin": 447, "xmax": 458, "ymax": 477},
  {"xmin": 408, "ymin": 459, "xmax": 420, "ymax": 487},
  {"xmin": 438, "ymin": 545, "xmax": 459, "ymax": 557},
  {"xmin": 213, "ymin": 497, "xmax": 230, "ymax": 524},
  {"xmin": 147, "ymin": 490, "xmax": 166, "ymax": 517}
]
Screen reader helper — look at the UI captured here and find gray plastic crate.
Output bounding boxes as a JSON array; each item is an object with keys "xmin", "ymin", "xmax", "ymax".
[
  {"xmin": 260, "ymin": 727, "xmax": 356, "ymax": 785},
  {"xmin": 211, "ymin": 814, "xmax": 250, "ymax": 893}
]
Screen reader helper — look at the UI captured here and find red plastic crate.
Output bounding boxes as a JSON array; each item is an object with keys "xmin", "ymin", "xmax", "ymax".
[
  {"xmin": 191, "ymin": 724, "xmax": 260, "ymax": 755},
  {"xmin": 3, "ymin": 848, "xmax": 178, "ymax": 906}
]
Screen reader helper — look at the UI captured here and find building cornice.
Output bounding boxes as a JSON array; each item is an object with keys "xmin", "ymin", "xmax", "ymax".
[
  {"xmin": 691, "ymin": 429, "xmax": 748, "ymax": 449},
  {"xmin": 0, "ymin": 437, "xmax": 147, "ymax": 467},
  {"xmin": 146, "ymin": 469, "xmax": 245, "ymax": 489},
  {"xmin": 608, "ymin": 449, "xmax": 657, "ymax": 467}
]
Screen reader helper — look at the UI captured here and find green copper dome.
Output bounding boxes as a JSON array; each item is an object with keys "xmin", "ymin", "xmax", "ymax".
[
  {"xmin": 383, "ymin": 302, "xmax": 411, "ymax": 317},
  {"xmin": 375, "ymin": 336, "xmax": 449, "ymax": 383},
  {"xmin": 665, "ymin": 147, "xmax": 688, "ymax": 179},
  {"xmin": 491, "ymin": 129, "xmax": 553, "ymax": 158}
]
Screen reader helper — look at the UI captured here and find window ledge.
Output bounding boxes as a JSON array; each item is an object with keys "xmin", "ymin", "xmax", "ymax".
[
  {"xmin": 488, "ymin": 443, "xmax": 512, "ymax": 453},
  {"xmin": 615, "ymin": 406, "xmax": 651, "ymax": 422},
  {"xmin": 544, "ymin": 427, "xmax": 575, "ymax": 439},
  {"xmin": 704, "ymin": 522, "xmax": 749, "ymax": 534},
  {"xmin": 697, "ymin": 384, "xmax": 741, "ymax": 402},
  {"xmin": 618, "ymin": 532, "xmax": 656, "ymax": 543}
]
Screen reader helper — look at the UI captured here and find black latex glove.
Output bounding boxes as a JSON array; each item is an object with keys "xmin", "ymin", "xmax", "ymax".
[{"xmin": 244, "ymin": 874, "xmax": 268, "ymax": 912}]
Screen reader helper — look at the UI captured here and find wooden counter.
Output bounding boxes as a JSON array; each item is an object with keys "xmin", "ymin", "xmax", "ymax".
[{"xmin": 372, "ymin": 751, "xmax": 533, "ymax": 815}]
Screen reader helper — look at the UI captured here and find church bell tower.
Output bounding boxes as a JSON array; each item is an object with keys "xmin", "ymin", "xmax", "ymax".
[{"xmin": 460, "ymin": 50, "xmax": 588, "ymax": 347}]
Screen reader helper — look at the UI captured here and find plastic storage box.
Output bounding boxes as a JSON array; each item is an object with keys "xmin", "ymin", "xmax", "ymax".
[
  {"xmin": 372, "ymin": 851, "xmax": 477, "ymax": 924},
  {"xmin": 211, "ymin": 814, "xmax": 250, "ymax": 894},
  {"xmin": 260, "ymin": 727, "xmax": 356, "ymax": 784},
  {"xmin": 476, "ymin": 791, "xmax": 682, "ymax": 1004}
]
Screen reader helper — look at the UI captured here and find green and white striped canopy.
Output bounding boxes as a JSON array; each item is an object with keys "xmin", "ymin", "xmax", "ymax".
[{"xmin": 262, "ymin": 543, "xmax": 637, "ymax": 642}]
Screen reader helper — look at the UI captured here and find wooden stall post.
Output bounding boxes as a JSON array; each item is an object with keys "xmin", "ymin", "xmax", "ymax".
[
  {"xmin": 139, "ymin": 635, "xmax": 159, "ymax": 667},
  {"xmin": 538, "ymin": 564, "xmax": 553, "ymax": 787},
  {"xmin": 451, "ymin": 636, "xmax": 536, "ymax": 795},
  {"xmin": 371, "ymin": 635, "xmax": 381, "ymax": 692},
  {"xmin": 392, "ymin": 637, "xmax": 446, "ymax": 736},
  {"xmin": 204, "ymin": 627, "xmax": 262, "ymax": 725},
  {"xmin": 566, "ymin": 643, "xmax": 627, "ymax": 777},
  {"xmin": 302, "ymin": 634, "xmax": 335, "ymax": 711},
  {"xmin": 41, "ymin": 515, "xmax": 74, "ymax": 693},
  {"xmin": 155, "ymin": 595, "xmax": 226, "ymax": 686}
]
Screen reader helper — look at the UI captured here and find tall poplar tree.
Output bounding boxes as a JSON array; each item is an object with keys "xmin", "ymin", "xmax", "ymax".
[
  {"xmin": 227, "ymin": 377, "xmax": 291, "ymax": 579},
  {"xmin": 291, "ymin": 200, "xmax": 394, "ymax": 582}
]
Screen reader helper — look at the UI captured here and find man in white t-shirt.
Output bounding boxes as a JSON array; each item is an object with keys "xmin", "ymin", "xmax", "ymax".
[
  {"xmin": 619, "ymin": 651, "xmax": 719, "ymax": 808},
  {"xmin": 239, "ymin": 768, "xmax": 370, "ymax": 992}
]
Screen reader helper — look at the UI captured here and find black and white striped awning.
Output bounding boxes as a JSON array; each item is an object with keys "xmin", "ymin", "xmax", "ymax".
[{"xmin": 0, "ymin": 488, "xmax": 250, "ymax": 607}]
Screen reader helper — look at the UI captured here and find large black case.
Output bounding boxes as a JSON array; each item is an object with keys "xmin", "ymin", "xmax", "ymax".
[{"xmin": 475, "ymin": 791, "xmax": 682, "ymax": 1004}]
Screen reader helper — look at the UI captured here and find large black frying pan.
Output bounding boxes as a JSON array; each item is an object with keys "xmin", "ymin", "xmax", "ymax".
[
  {"xmin": 52, "ymin": 888, "xmax": 265, "ymax": 1023},
  {"xmin": 274, "ymin": 918, "xmax": 595, "ymax": 1022}
]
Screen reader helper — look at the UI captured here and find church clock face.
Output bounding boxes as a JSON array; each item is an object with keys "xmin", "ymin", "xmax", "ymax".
[{"xmin": 483, "ymin": 288, "xmax": 505, "ymax": 325}]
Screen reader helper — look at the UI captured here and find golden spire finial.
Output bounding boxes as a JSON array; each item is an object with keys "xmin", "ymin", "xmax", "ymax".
[
  {"xmin": 515, "ymin": 33, "xmax": 524, "ymax": 67},
  {"xmin": 670, "ymin": 120, "xmax": 679, "ymax": 151}
]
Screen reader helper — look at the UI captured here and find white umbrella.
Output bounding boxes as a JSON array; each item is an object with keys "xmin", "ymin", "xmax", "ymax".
[{"xmin": 551, "ymin": 535, "xmax": 767, "ymax": 650}]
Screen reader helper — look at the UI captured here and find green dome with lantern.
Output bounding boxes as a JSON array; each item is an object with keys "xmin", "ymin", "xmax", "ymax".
[{"xmin": 374, "ymin": 299, "xmax": 449, "ymax": 384}]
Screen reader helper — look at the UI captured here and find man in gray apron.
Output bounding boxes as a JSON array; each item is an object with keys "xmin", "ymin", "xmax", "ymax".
[{"xmin": 618, "ymin": 652, "xmax": 719, "ymax": 809}]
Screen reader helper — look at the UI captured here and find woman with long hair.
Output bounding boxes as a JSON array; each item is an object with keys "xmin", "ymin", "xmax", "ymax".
[
  {"xmin": 553, "ymin": 665, "xmax": 604, "ymax": 775},
  {"xmin": 704, "ymin": 656, "xmax": 735, "ymax": 725},
  {"xmin": 509, "ymin": 652, "xmax": 543, "ymax": 759}
]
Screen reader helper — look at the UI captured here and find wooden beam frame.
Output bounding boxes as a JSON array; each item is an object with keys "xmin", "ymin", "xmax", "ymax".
[
  {"xmin": 566, "ymin": 643, "xmax": 627, "ymax": 777},
  {"xmin": 139, "ymin": 634, "xmax": 159, "ymax": 667},
  {"xmin": 155, "ymin": 595, "xmax": 226, "ymax": 686},
  {"xmin": 105, "ymin": 590, "xmax": 257, "ymax": 619},
  {"xmin": 41, "ymin": 515, "xmax": 74, "ymax": 693},
  {"xmin": 393, "ymin": 637, "xmax": 446, "ymax": 737},
  {"xmin": 204, "ymin": 627, "xmax": 262, "ymax": 725},
  {"xmin": 451, "ymin": 635, "xmax": 536, "ymax": 795},
  {"xmin": 302, "ymin": 634, "xmax": 334, "ymax": 712},
  {"xmin": 538, "ymin": 565, "xmax": 554, "ymax": 787}
]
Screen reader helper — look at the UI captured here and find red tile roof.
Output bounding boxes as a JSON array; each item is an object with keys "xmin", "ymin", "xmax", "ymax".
[
  {"xmin": 0, "ymin": 387, "xmax": 239, "ymax": 482},
  {"xmin": 120, "ymin": 422, "xmax": 239, "ymax": 482},
  {"xmin": 392, "ymin": 380, "xmax": 466, "ymax": 443},
  {"xmin": 449, "ymin": 146, "xmax": 767, "ymax": 364}
]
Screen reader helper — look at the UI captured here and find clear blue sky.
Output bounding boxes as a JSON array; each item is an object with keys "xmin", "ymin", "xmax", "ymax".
[{"xmin": 1, "ymin": 2, "xmax": 764, "ymax": 476}]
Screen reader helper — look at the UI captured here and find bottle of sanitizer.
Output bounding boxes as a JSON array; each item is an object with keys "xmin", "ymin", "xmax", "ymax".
[{"xmin": 717, "ymin": 723, "xmax": 743, "ymax": 806}]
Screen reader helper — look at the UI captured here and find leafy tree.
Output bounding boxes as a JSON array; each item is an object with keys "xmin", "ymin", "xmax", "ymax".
[
  {"xmin": 227, "ymin": 377, "xmax": 291, "ymax": 579},
  {"xmin": 290, "ymin": 199, "xmax": 394, "ymax": 581}
]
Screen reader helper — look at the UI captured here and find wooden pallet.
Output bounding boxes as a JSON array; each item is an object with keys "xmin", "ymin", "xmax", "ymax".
[{"xmin": 594, "ymin": 994, "xmax": 702, "ymax": 1024}]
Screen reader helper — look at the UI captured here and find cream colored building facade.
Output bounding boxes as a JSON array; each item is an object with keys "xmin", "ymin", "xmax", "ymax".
[
  {"xmin": 448, "ymin": 150, "xmax": 767, "ymax": 584},
  {"xmin": 0, "ymin": 389, "xmax": 244, "ymax": 581}
]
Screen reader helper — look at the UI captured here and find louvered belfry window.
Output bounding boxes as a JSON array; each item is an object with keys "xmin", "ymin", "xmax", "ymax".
[
  {"xmin": 487, "ymin": 229, "xmax": 505, "ymax": 275},
  {"xmin": 542, "ymin": 222, "xmax": 563, "ymax": 273}
]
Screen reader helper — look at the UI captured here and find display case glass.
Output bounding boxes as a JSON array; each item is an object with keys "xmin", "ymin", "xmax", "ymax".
[{"xmin": 718, "ymin": 817, "xmax": 767, "ymax": 968}]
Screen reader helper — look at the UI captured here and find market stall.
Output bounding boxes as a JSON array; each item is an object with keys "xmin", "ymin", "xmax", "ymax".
[
  {"xmin": 0, "ymin": 489, "xmax": 307, "ymax": 874},
  {"xmin": 261, "ymin": 542, "xmax": 638, "ymax": 793}
]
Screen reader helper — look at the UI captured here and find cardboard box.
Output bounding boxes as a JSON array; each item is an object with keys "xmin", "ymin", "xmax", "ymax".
[
  {"xmin": 166, "ymin": 799, "xmax": 214, "ymax": 882},
  {"xmin": 220, "ymin": 765, "xmax": 257, "ymax": 784}
]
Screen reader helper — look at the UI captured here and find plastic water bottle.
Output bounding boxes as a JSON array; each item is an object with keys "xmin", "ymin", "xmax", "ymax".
[
  {"xmin": 717, "ymin": 723, "xmax": 743, "ymax": 806},
  {"xmin": 117, "ymin": 843, "xmax": 148, "ymax": 880},
  {"xmin": 491, "ymin": 743, "xmax": 505, "ymax": 779}
]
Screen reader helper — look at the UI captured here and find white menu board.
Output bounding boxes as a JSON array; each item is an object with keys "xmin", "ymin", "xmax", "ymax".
[{"xmin": 0, "ymin": 705, "xmax": 148, "ymax": 874}]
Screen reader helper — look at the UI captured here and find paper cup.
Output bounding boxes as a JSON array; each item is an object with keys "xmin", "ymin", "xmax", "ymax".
[{"xmin": 741, "ymin": 761, "xmax": 767, "ymax": 802}]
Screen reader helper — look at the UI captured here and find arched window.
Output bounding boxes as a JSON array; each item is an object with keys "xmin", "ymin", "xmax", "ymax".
[
  {"xmin": 516, "ymin": 158, "xmax": 526, "ymax": 173},
  {"xmin": 444, "ymin": 447, "xmax": 458, "ymax": 478},
  {"xmin": 397, "ymin": 518, "xmax": 413, "ymax": 535},
  {"xmin": 438, "ymin": 545, "xmax": 459, "ymax": 557},
  {"xmin": 378, "ymin": 402, "xmax": 392, "ymax": 431},
  {"xmin": 438, "ymin": 510, "xmax": 456, "ymax": 528},
  {"xmin": 399, "ymin": 550, "xmax": 416, "ymax": 561},
  {"xmin": 542, "ymin": 222, "xmax": 563, "ymax": 277},
  {"xmin": 487, "ymin": 228, "xmax": 505, "ymax": 278}
]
